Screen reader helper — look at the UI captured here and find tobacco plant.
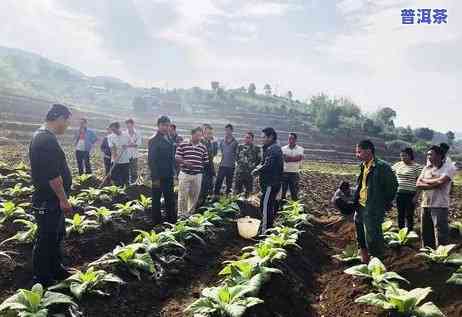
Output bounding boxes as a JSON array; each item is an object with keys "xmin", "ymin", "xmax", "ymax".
[
  {"xmin": 417, "ymin": 244, "xmax": 462, "ymax": 265},
  {"xmin": 65, "ymin": 213, "xmax": 99, "ymax": 235},
  {"xmin": 0, "ymin": 219, "xmax": 37, "ymax": 245}
]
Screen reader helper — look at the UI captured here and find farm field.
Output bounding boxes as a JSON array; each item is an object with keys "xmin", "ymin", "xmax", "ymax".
[{"xmin": 1, "ymin": 145, "xmax": 462, "ymax": 317}]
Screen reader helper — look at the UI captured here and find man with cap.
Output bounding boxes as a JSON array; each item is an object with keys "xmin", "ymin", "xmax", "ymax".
[
  {"xmin": 148, "ymin": 116, "xmax": 177, "ymax": 224},
  {"xmin": 29, "ymin": 104, "xmax": 73, "ymax": 286}
]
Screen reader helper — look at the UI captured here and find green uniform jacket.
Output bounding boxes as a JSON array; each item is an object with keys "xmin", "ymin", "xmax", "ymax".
[{"xmin": 354, "ymin": 157, "xmax": 398, "ymax": 219}]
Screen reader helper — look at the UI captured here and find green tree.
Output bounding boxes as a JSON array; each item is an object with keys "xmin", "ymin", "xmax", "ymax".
[
  {"xmin": 264, "ymin": 84, "xmax": 272, "ymax": 96},
  {"xmin": 287, "ymin": 90, "xmax": 293, "ymax": 100},
  {"xmin": 362, "ymin": 118, "xmax": 383, "ymax": 136},
  {"xmin": 396, "ymin": 125, "xmax": 416, "ymax": 143},
  {"xmin": 248, "ymin": 83, "xmax": 256, "ymax": 96},
  {"xmin": 446, "ymin": 131, "xmax": 455, "ymax": 145},
  {"xmin": 415, "ymin": 127, "xmax": 434, "ymax": 141},
  {"xmin": 375, "ymin": 107, "xmax": 397, "ymax": 129},
  {"xmin": 211, "ymin": 81, "xmax": 219, "ymax": 92}
]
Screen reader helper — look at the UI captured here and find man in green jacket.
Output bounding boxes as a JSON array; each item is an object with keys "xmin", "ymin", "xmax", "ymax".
[{"xmin": 354, "ymin": 140, "xmax": 398, "ymax": 262}]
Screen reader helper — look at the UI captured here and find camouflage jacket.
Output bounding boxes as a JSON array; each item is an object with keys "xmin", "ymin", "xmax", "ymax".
[{"xmin": 235, "ymin": 144, "xmax": 261, "ymax": 174}]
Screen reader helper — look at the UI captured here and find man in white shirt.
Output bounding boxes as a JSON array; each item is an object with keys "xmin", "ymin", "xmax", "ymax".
[
  {"xmin": 417, "ymin": 145, "xmax": 456, "ymax": 248},
  {"xmin": 107, "ymin": 122, "xmax": 131, "ymax": 186},
  {"xmin": 125, "ymin": 118, "xmax": 142, "ymax": 184},
  {"xmin": 281, "ymin": 133, "xmax": 304, "ymax": 201}
]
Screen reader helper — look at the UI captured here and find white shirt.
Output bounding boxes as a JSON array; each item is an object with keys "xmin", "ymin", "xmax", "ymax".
[
  {"xmin": 76, "ymin": 139, "xmax": 86, "ymax": 151},
  {"xmin": 125, "ymin": 129, "xmax": 142, "ymax": 159},
  {"xmin": 107, "ymin": 133, "xmax": 131, "ymax": 164},
  {"xmin": 420, "ymin": 162, "xmax": 456, "ymax": 208},
  {"xmin": 282, "ymin": 144, "xmax": 304, "ymax": 173}
]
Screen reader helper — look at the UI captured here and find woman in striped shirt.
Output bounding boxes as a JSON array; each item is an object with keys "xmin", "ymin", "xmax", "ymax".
[{"xmin": 392, "ymin": 147, "xmax": 422, "ymax": 231}]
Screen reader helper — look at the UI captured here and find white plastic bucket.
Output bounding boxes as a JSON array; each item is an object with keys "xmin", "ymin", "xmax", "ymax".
[{"xmin": 237, "ymin": 216, "xmax": 261, "ymax": 239}]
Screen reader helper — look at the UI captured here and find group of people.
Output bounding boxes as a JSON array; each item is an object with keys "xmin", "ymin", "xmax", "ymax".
[
  {"xmin": 73, "ymin": 118, "xmax": 142, "ymax": 186},
  {"xmin": 27, "ymin": 103, "xmax": 459, "ymax": 287},
  {"xmin": 333, "ymin": 140, "xmax": 457, "ymax": 263},
  {"xmin": 27, "ymin": 104, "xmax": 305, "ymax": 286},
  {"xmin": 146, "ymin": 116, "xmax": 304, "ymax": 230}
]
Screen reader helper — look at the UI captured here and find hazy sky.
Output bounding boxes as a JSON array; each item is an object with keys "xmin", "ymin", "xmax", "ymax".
[{"xmin": 0, "ymin": 0, "xmax": 459, "ymax": 131}]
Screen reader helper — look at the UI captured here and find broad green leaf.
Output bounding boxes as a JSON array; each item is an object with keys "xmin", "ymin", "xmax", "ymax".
[{"xmin": 414, "ymin": 302, "xmax": 445, "ymax": 317}]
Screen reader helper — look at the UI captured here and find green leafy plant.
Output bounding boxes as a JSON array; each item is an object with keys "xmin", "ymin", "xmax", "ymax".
[
  {"xmin": 241, "ymin": 241, "xmax": 287, "ymax": 265},
  {"xmin": 447, "ymin": 266, "xmax": 462, "ymax": 285},
  {"xmin": 0, "ymin": 201, "xmax": 30, "ymax": 224},
  {"xmin": 186, "ymin": 213, "xmax": 216, "ymax": 230},
  {"xmin": 114, "ymin": 201, "xmax": 139, "ymax": 219},
  {"xmin": 264, "ymin": 226, "xmax": 302, "ymax": 249},
  {"xmin": 278, "ymin": 201, "xmax": 309, "ymax": 228},
  {"xmin": 78, "ymin": 187, "xmax": 110, "ymax": 204},
  {"xmin": 185, "ymin": 285, "xmax": 263, "ymax": 317},
  {"xmin": 0, "ymin": 283, "xmax": 76, "ymax": 317},
  {"xmin": 68, "ymin": 195, "xmax": 85, "ymax": 208},
  {"xmin": 6, "ymin": 171, "xmax": 31, "ymax": 183},
  {"xmin": 134, "ymin": 194, "xmax": 152, "ymax": 211},
  {"xmin": 355, "ymin": 286, "xmax": 444, "ymax": 317},
  {"xmin": 333, "ymin": 243, "xmax": 361, "ymax": 263},
  {"xmin": 0, "ymin": 250, "xmax": 13, "ymax": 263},
  {"xmin": 382, "ymin": 220, "xmax": 394, "ymax": 233},
  {"xmin": 165, "ymin": 220, "xmax": 207, "ymax": 244},
  {"xmin": 102, "ymin": 185, "xmax": 126, "ymax": 198},
  {"xmin": 65, "ymin": 213, "xmax": 99, "ymax": 235},
  {"xmin": 417, "ymin": 244, "xmax": 462, "ymax": 265},
  {"xmin": 133, "ymin": 230, "xmax": 185, "ymax": 257},
  {"xmin": 344, "ymin": 257, "xmax": 409, "ymax": 289},
  {"xmin": 85, "ymin": 207, "xmax": 115, "ymax": 224},
  {"xmin": 219, "ymin": 259, "xmax": 281, "ymax": 290},
  {"xmin": 450, "ymin": 221, "xmax": 462, "ymax": 235},
  {"xmin": 209, "ymin": 196, "xmax": 240, "ymax": 218},
  {"xmin": 73, "ymin": 174, "xmax": 95, "ymax": 188},
  {"xmin": 5, "ymin": 183, "xmax": 34, "ymax": 199},
  {"xmin": 90, "ymin": 244, "xmax": 156, "ymax": 280},
  {"xmin": 384, "ymin": 228, "xmax": 419, "ymax": 247},
  {"xmin": 49, "ymin": 267, "xmax": 125, "ymax": 300},
  {"xmin": 1, "ymin": 219, "xmax": 37, "ymax": 246}
]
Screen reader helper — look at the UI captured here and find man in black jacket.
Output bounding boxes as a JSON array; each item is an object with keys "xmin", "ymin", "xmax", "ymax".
[
  {"xmin": 148, "ymin": 116, "xmax": 176, "ymax": 224},
  {"xmin": 30, "ymin": 104, "xmax": 73, "ymax": 286},
  {"xmin": 252, "ymin": 127, "xmax": 283, "ymax": 232}
]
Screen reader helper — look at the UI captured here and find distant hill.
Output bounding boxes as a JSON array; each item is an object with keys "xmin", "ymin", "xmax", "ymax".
[{"xmin": 0, "ymin": 46, "xmax": 138, "ymax": 108}]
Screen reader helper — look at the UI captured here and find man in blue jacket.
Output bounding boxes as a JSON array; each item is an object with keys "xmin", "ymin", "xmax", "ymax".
[
  {"xmin": 252, "ymin": 127, "xmax": 284, "ymax": 232},
  {"xmin": 74, "ymin": 118, "xmax": 97, "ymax": 175},
  {"xmin": 148, "ymin": 116, "xmax": 176, "ymax": 224}
]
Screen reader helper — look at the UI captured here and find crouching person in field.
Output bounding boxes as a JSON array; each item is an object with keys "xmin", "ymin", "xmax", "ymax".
[
  {"xmin": 354, "ymin": 140, "xmax": 398, "ymax": 263},
  {"xmin": 417, "ymin": 145, "xmax": 455, "ymax": 249},
  {"xmin": 331, "ymin": 181, "xmax": 355, "ymax": 216}
]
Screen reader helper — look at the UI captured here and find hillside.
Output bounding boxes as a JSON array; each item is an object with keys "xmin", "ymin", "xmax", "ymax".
[
  {"xmin": 0, "ymin": 46, "xmax": 138, "ymax": 108},
  {"xmin": 0, "ymin": 46, "xmax": 455, "ymax": 163}
]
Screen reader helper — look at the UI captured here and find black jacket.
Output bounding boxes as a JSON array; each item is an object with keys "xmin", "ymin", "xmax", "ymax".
[
  {"xmin": 148, "ymin": 132, "xmax": 176, "ymax": 180},
  {"xmin": 259, "ymin": 142, "xmax": 283, "ymax": 187}
]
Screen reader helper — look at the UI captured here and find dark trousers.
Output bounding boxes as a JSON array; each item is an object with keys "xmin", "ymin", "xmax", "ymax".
[
  {"xmin": 260, "ymin": 184, "xmax": 281, "ymax": 232},
  {"xmin": 129, "ymin": 158, "xmax": 138, "ymax": 184},
  {"xmin": 234, "ymin": 172, "xmax": 253, "ymax": 197},
  {"xmin": 214, "ymin": 166, "xmax": 234, "ymax": 195},
  {"xmin": 104, "ymin": 157, "xmax": 112, "ymax": 176},
  {"xmin": 198, "ymin": 170, "xmax": 214, "ymax": 206},
  {"xmin": 281, "ymin": 172, "xmax": 299, "ymax": 201},
  {"xmin": 32, "ymin": 200, "xmax": 65, "ymax": 285},
  {"xmin": 421, "ymin": 207, "xmax": 449, "ymax": 249},
  {"xmin": 152, "ymin": 177, "xmax": 176, "ymax": 224},
  {"xmin": 354, "ymin": 206, "xmax": 385, "ymax": 258},
  {"xmin": 76, "ymin": 150, "xmax": 91, "ymax": 175},
  {"xmin": 111, "ymin": 163, "xmax": 129, "ymax": 187},
  {"xmin": 396, "ymin": 192, "xmax": 416, "ymax": 231}
]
